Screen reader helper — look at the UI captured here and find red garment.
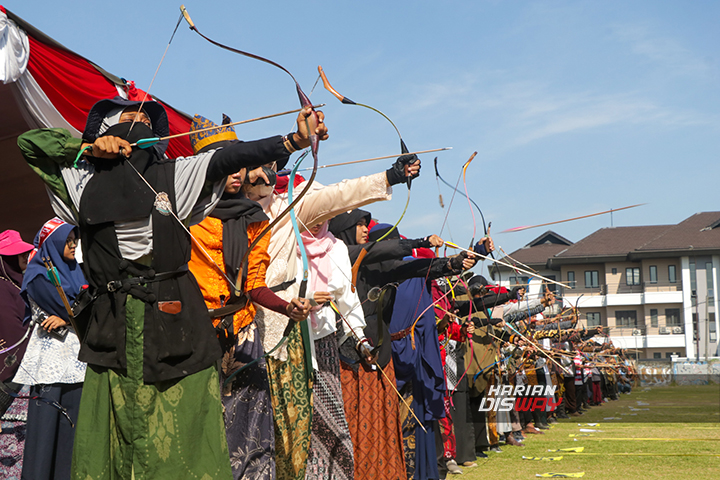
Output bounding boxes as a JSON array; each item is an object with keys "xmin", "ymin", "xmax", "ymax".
[
  {"xmin": 273, "ymin": 173, "xmax": 305, "ymax": 194},
  {"xmin": 439, "ymin": 396, "xmax": 456, "ymax": 460},
  {"xmin": 592, "ymin": 381, "xmax": 603, "ymax": 404}
]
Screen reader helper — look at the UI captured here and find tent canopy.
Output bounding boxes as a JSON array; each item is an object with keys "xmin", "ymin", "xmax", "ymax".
[{"xmin": 0, "ymin": 5, "xmax": 194, "ymax": 240}]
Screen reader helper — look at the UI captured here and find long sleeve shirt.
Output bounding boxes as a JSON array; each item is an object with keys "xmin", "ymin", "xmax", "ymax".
[{"xmin": 255, "ymin": 173, "xmax": 392, "ymax": 356}]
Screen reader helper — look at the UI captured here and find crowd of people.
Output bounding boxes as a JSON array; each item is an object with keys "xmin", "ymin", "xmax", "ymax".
[{"xmin": 0, "ymin": 97, "xmax": 637, "ymax": 480}]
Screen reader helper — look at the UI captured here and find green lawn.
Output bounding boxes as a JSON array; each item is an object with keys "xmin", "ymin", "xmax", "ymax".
[{"xmin": 459, "ymin": 384, "xmax": 720, "ymax": 479}]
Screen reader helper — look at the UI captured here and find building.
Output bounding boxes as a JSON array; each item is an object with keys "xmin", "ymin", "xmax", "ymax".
[{"xmin": 491, "ymin": 213, "xmax": 720, "ymax": 360}]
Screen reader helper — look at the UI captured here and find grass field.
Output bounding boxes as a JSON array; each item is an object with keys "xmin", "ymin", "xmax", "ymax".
[{"xmin": 458, "ymin": 383, "xmax": 720, "ymax": 479}]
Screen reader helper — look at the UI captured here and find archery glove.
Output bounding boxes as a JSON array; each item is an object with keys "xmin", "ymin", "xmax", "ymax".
[
  {"xmin": 474, "ymin": 240, "xmax": 489, "ymax": 256},
  {"xmin": 448, "ymin": 251, "xmax": 468, "ymax": 272},
  {"xmin": 386, "ymin": 154, "xmax": 420, "ymax": 186}
]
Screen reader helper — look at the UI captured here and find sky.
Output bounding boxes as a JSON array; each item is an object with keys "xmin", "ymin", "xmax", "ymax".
[{"xmin": 8, "ymin": 1, "xmax": 720, "ymax": 277}]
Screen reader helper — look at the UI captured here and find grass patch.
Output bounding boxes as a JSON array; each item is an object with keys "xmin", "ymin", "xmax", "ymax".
[{"xmin": 459, "ymin": 384, "xmax": 720, "ymax": 480}]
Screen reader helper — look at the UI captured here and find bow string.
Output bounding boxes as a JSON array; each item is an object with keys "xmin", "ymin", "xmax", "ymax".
[
  {"xmin": 317, "ymin": 65, "xmax": 412, "ymax": 241},
  {"xmin": 180, "ymin": 5, "xmax": 321, "ymax": 298}
]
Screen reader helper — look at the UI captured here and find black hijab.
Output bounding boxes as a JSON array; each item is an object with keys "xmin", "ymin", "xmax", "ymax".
[{"xmin": 328, "ymin": 209, "xmax": 371, "ymax": 247}]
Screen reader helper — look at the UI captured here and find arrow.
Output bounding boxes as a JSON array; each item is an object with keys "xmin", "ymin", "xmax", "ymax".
[
  {"xmin": 129, "ymin": 104, "xmax": 326, "ymax": 149},
  {"xmin": 501, "ymin": 204, "xmax": 646, "ymax": 233},
  {"xmin": 278, "ymin": 147, "xmax": 452, "ymax": 174}
]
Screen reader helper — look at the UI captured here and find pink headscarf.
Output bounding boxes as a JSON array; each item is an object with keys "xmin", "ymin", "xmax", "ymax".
[{"xmin": 297, "ymin": 221, "xmax": 337, "ymax": 294}]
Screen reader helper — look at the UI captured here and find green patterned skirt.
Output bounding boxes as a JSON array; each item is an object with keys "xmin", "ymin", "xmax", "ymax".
[
  {"xmin": 266, "ymin": 325, "xmax": 313, "ymax": 480},
  {"xmin": 71, "ymin": 295, "xmax": 232, "ymax": 480}
]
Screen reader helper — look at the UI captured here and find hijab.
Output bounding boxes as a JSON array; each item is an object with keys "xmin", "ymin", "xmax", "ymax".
[
  {"xmin": 328, "ymin": 209, "xmax": 371, "ymax": 246},
  {"xmin": 20, "ymin": 219, "xmax": 87, "ymax": 323},
  {"xmin": 297, "ymin": 221, "xmax": 337, "ymax": 294}
]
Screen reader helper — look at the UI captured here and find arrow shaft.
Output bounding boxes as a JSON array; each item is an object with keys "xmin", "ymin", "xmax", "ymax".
[
  {"xmin": 282, "ymin": 147, "xmax": 452, "ymax": 173},
  {"xmin": 502, "ymin": 204, "xmax": 646, "ymax": 233},
  {"xmin": 130, "ymin": 104, "xmax": 326, "ymax": 148}
]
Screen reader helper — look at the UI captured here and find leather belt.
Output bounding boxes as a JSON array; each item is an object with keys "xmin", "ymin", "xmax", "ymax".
[{"xmin": 391, "ymin": 326, "xmax": 413, "ymax": 342}]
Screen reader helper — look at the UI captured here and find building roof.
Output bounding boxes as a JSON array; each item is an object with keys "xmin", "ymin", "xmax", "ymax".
[
  {"xmin": 526, "ymin": 230, "xmax": 573, "ymax": 248},
  {"xmin": 543, "ymin": 212, "xmax": 720, "ymax": 267},
  {"xmin": 492, "ymin": 231, "xmax": 572, "ymax": 277},
  {"xmin": 635, "ymin": 212, "xmax": 720, "ymax": 253},
  {"xmin": 554, "ymin": 225, "xmax": 669, "ymax": 259}
]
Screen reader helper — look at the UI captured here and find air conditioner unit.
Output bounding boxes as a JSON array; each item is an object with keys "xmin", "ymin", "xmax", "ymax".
[
  {"xmin": 659, "ymin": 327, "xmax": 670, "ymax": 335},
  {"xmin": 672, "ymin": 327, "xmax": 683, "ymax": 334},
  {"xmin": 632, "ymin": 329, "xmax": 642, "ymax": 336}
]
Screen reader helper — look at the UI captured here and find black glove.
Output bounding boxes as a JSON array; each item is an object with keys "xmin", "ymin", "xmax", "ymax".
[
  {"xmin": 413, "ymin": 236, "xmax": 433, "ymax": 249},
  {"xmin": 386, "ymin": 154, "xmax": 420, "ymax": 186},
  {"xmin": 448, "ymin": 251, "xmax": 468, "ymax": 271}
]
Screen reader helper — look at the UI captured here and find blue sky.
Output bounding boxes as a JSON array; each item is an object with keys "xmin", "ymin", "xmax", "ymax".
[{"xmin": 9, "ymin": 1, "xmax": 720, "ymax": 277}]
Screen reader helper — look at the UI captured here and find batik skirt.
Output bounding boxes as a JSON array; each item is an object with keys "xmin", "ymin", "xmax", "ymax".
[
  {"xmin": 70, "ymin": 295, "xmax": 232, "ymax": 480},
  {"xmin": 305, "ymin": 334, "xmax": 354, "ymax": 480},
  {"xmin": 220, "ymin": 321, "xmax": 275, "ymax": 480},
  {"xmin": 267, "ymin": 325, "xmax": 313, "ymax": 480},
  {"xmin": 340, "ymin": 358, "xmax": 406, "ymax": 480}
]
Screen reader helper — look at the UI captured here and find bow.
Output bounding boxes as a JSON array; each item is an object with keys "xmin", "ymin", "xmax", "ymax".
[
  {"xmin": 180, "ymin": 5, "xmax": 321, "ymax": 297},
  {"xmin": 286, "ymin": 152, "xmax": 315, "ymax": 379},
  {"xmin": 0, "ymin": 322, "xmax": 75, "ymax": 427},
  {"xmin": 434, "ymin": 155, "xmax": 490, "ymax": 240},
  {"xmin": 0, "ymin": 325, "xmax": 31, "ymax": 356},
  {"xmin": 317, "ymin": 66, "xmax": 412, "ymax": 241},
  {"xmin": 329, "ymin": 300, "xmax": 427, "ymax": 433}
]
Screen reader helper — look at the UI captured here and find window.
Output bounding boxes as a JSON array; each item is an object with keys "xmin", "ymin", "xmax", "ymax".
[
  {"xmin": 616, "ymin": 310, "xmax": 638, "ymax": 327},
  {"xmin": 665, "ymin": 352, "xmax": 675, "ymax": 359},
  {"xmin": 668, "ymin": 265, "xmax": 677, "ymax": 283},
  {"xmin": 665, "ymin": 308, "xmax": 681, "ymax": 326},
  {"xmin": 649, "ymin": 266, "xmax": 658, "ymax": 284},
  {"xmin": 585, "ymin": 270, "xmax": 599, "ymax": 288},
  {"xmin": 509, "ymin": 276, "xmax": 529, "ymax": 285},
  {"xmin": 653, "ymin": 352, "xmax": 662, "ymax": 359},
  {"xmin": 710, "ymin": 313, "xmax": 717, "ymax": 343},
  {"xmin": 650, "ymin": 309, "xmax": 658, "ymax": 328},
  {"xmin": 690, "ymin": 260, "xmax": 697, "ymax": 291},
  {"xmin": 567, "ymin": 271, "xmax": 576, "ymax": 288},
  {"xmin": 626, "ymin": 267, "xmax": 640, "ymax": 286},
  {"xmin": 587, "ymin": 312, "xmax": 601, "ymax": 327},
  {"xmin": 546, "ymin": 275, "xmax": 557, "ymax": 294},
  {"xmin": 611, "ymin": 268, "xmax": 617, "ymax": 275},
  {"xmin": 706, "ymin": 263, "xmax": 714, "ymax": 302}
]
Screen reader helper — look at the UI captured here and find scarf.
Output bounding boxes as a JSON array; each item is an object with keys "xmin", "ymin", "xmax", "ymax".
[
  {"xmin": 20, "ymin": 220, "xmax": 86, "ymax": 323},
  {"xmin": 327, "ymin": 208, "xmax": 371, "ymax": 247},
  {"xmin": 209, "ymin": 193, "xmax": 268, "ymax": 293}
]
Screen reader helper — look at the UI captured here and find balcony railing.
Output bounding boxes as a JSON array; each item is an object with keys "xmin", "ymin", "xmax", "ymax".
[{"xmin": 562, "ymin": 282, "xmax": 682, "ymax": 296}]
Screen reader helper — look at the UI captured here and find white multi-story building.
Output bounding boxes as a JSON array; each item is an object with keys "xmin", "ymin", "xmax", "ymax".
[{"xmin": 490, "ymin": 213, "xmax": 720, "ymax": 360}]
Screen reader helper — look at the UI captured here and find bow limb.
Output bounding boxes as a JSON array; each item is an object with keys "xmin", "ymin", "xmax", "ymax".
[
  {"xmin": 317, "ymin": 65, "xmax": 411, "ymax": 240},
  {"xmin": 461, "ymin": 152, "xmax": 478, "ymax": 246},
  {"xmin": 285, "ymin": 153, "xmax": 316, "ymax": 380},
  {"xmin": 329, "ymin": 300, "xmax": 427, "ymax": 433},
  {"xmin": 181, "ymin": 5, "xmax": 320, "ymax": 162},
  {"xmin": 434, "ymin": 156, "xmax": 489, "ymax": 236},
  {"xmin": 0, "ymin": 324, "xmax": 31, "ymax": 355},
  {"xmin": 180, "ymin": 6, "xmax": 321, "ymax": 294}
]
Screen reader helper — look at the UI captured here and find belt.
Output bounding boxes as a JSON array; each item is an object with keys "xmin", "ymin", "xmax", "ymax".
[
  {"xmin": 103, "ymin": 269, "xmax": 187, "ymax": 294},
  {"xmin": 390, "ymin": 326, "xmax": 413, "ymax": 342},
  {"xmin": 207, "ymin": 295, "xmax": 249, "ymax": 319}
]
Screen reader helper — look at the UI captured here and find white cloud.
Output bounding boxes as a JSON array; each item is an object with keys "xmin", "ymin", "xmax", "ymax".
[{"xmin": 609, "ymin": 22, "xmax": 713, "ymax": 78}]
